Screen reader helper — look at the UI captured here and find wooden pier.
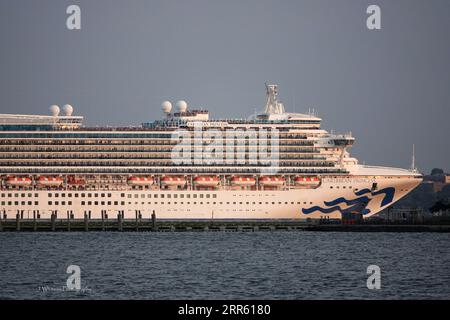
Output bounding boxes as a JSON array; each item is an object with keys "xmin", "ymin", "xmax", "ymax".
[{"xmin": 0, "ymin": 215, "xmax": 449, "ymax": 232}]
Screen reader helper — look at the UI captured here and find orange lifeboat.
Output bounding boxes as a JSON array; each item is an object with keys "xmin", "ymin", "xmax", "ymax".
[
  {"xmin": 127, "ymin": 176, "xmax": 154, "ymax": 185},
  {"xmin": 37, "ymin": 176, "xmax": 63, "ymax": 186},
  {"xmin": 67, "ymin": 175, "xmax": 85, "ymax": 185},
  {"xmin": 160, "ymin": 176, "xmax": 186, "ymax": 186},
  {"xmin": 193, "ymin": 176, "xmax": 220, "ymax": 186},
  {"xmin": 294, "ymin": 176, "xmax": 320, "ymax": 187},
  {"xmin": 259, "ymin": 176, "xmax": 285, "ymax": 186},
  {"xmin": 230, "ymin": 176, "xmax": 256, "ymax": 186},
  {"xmin": 6, "ymin": 176, "xmax": 32, "ymax": 186}
]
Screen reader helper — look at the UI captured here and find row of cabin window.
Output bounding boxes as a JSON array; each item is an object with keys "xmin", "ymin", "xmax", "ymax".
[
  {"xmin": 1, "ymin": 201, "xmax": 39, "ymax": 206},
  {"xmin": 78, "ymin": 201, "xmax": 312, "ymax": 206}
]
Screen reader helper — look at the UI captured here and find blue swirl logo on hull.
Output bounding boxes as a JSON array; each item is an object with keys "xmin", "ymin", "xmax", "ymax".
[{"xmin": 302, "ymin": 187, "xmax": 395, "ymax": 215}]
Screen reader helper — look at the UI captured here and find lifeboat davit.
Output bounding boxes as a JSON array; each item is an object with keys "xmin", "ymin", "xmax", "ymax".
[
  {"xmin": 230, "ymin": 176, "xmax": 256, "ymax": 186},
  {"xmin": 6, "ymin": 176, "xmax": 32, "ymax": 186},
  {"xmin": 37, "ymin": 176, "xmax": 63, "ymax": 186},
  {"xmin": 294, "ymin": 176, "xmax": 320, "ymax": 186},
  {"xmin": 160, "ymin": 176, "xmax": 186, "ymax": 186},
  {"xmin": 259, "ymin": 176, "xmax": 285, "ymax": 186},
  {"xmin": 127, "ymin": 176, "xmax": 154, "ymax": 185},
  {"xmin": 193, "ymin": 176, "xmax": 220, "ymax": 186}
]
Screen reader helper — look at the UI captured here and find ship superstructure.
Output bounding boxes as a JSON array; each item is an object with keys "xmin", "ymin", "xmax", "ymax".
[{"xmin": 0, "ymin": 85, "xmax": 422, "ymax": 220}]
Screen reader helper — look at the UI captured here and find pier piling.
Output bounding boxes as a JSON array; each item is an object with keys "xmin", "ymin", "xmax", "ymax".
[
  {"xmin": 16, "ymin": 212, "xmax": 20, "ymax": 231},
  {"xmin": 84, "ymin": 211, "xmax": 89, "ymax": 232},
  {"xmin": 33, "ymin": 211, "xmax": 37, "ymax": 232},
  {"xmin": 101, "ymin": 210, "xmax": 105, "ymax": 231},
  {"xmin": 151, "ymin": 211, "xmax": 157, "ymax": 231},
  {"xmin": 67, "ymin": 211, "xmax": 71, "ymax": 232},
  {"xmin": 51, "ymin": 213, "xmax": 56, "ymax": 232},
  {"xmin": 118, "ymin": 211, "xmax": 123, "ymax": 231}
]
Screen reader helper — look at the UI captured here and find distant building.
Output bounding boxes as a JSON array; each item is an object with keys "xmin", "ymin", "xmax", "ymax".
[{"xmin": 423, "ymin": 172, "xmax": 450, "ymax": 192}]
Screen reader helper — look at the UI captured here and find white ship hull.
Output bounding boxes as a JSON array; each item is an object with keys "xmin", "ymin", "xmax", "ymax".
[{"xmin": 2, "ymin": 172, "xmax": 422, "ymax": 220}]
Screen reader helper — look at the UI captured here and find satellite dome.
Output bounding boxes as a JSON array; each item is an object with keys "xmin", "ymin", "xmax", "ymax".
[
  {"xmin": 49, "ymin": 105, "xmax": 60, "ymax": 116},
  {"xmin": 161, "ymin": 101, "xmax": 172, "ymax": 114},
  {"xmin": 176, "ymin": 100, "xmax": 188, "ymax": 113},
  {"xmin": 62, "ymin": 104, "xmax": 74, "ymax": 116}
]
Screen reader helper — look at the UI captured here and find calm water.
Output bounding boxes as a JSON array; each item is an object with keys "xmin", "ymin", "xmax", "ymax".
[{"xmin": 0, "ymin": 231, "xmax": 449, "ymax": 299}]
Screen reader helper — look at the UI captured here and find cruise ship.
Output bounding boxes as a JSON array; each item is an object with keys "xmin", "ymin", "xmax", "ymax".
[{"xmin": 0, "ymin": 85, "xmax": 422, "ymax": 220}]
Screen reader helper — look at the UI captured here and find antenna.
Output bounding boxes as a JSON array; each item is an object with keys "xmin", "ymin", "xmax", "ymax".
[{"xmin": 411, "ymin": 144, "xmax": 416, "ymax": 172}]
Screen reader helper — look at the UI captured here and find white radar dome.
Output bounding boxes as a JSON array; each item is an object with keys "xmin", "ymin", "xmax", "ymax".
[
  {"xmin": 49, "ymin": 105, "xmax": 60, "ymax": 116},
  {"xmin": 176, "ymin": 100, "xmax": 188, "ymax": 113},
  {"xmin": 161, "ymin": 101, "xmax": 172, "ymax": 114},
  {"xmin": 62, "ymin": 104, "xmax": 74, "ymax": 116}
]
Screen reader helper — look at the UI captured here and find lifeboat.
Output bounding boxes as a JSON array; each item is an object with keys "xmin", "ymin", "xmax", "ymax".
[
  {"xmin": 67, "ymin": 175, "xmax": 85, "ymax": 185},
  {"xmin": 294, "ymin": 176, "xmax": 320, "ymax": 187},
  {"xmin": 259, "ymin": 176, "xmax": 285, "ymax": 186},
  {"xmin": 6, "ymin": 176, "xmax": 32, "ymax": 186},
  {"xmin": 160, "ymin": 176, "xmax": 186, "ymax": 186},
  {"xmin": 193, "ymin": 176, "xmax": 220, "ymax": 186},
  {"xmin": 37, "ymin": 176, "xmax": 63, "ymax": 186},
  {"xmin": 127, "ymin": 176, "xmax": 154, "ymax": 186},
  {"xmin": 230, "ymin": 176, "xmax": 256, "ymax": 186}
]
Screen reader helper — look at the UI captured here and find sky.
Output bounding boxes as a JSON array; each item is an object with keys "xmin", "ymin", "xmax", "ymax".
[{"xmin": 0, "ymin": 0, "xmax": 449, "ymax": 173}]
